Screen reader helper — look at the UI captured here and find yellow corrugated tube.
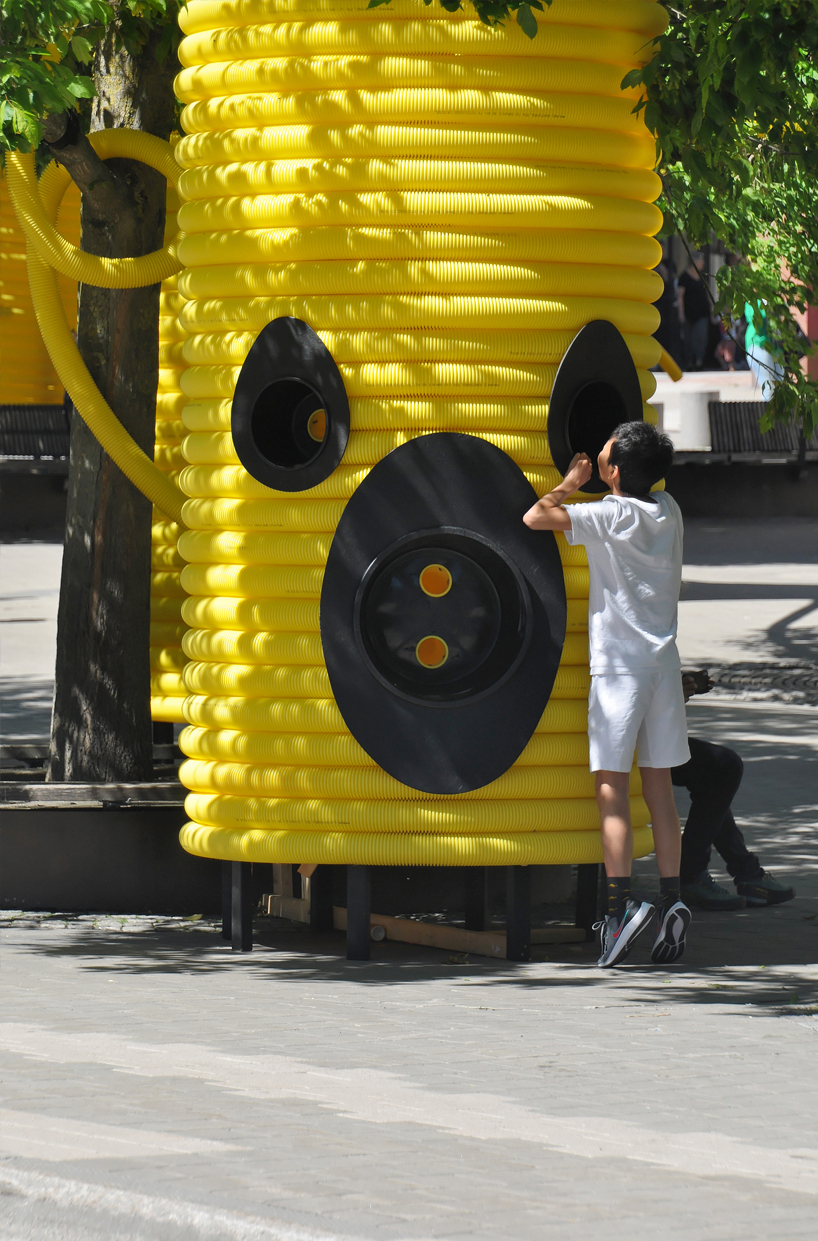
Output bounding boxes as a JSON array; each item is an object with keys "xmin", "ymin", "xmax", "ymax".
[
  {"xmin": 174, "ymin": 0, "xmax": 667, "ymax": 867},
  {"xmin": 5, "ymin": 131, "xmax": 187, "ymax": 524}
]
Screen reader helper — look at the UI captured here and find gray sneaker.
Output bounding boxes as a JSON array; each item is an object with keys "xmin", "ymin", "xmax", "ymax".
[
  {"xmin": 595, "ymin": 899, "xmax": 655, "ymax": 968},
  {"xmin": 735, "ymin": 871, "xmax": 795, "ymax": 907},
  {"xmin": 681, "ymin": 871, "xmax": 746, "ymax": 911}
]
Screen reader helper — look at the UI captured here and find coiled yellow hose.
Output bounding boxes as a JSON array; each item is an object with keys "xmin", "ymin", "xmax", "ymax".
[
  {"xmin": 175, "ymin": 0, "xmax": 667, "ymax": 868},
  {"xmin": 5, "ymin": 132, "xmax": 187, "ymax": 523}
]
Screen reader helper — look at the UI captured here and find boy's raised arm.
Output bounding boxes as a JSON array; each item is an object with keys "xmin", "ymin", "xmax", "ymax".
[{"xmin": 522, "ymin": 452, "xmax": 593, "ymax": 531}]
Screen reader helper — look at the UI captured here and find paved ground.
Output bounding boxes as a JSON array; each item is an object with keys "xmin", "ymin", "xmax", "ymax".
[
  {"xmin": 2, "ymin": 517, "xmax": 817, "ymax": 1238},
  {"xmin": 2, "ymin": 690, "xmax": 817, "ymax": 1240}
]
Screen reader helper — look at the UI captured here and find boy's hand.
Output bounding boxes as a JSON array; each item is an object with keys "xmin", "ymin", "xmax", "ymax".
[
  {"xmin": 522, "ymin": 452, "xmax": 592, "ymax": 531},
  {"xmin": 564, "ymin": 453, "xmax": 593, "ymax": 491}
]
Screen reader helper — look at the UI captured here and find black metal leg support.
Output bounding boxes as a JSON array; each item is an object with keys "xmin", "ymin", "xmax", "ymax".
[
  {"xmin": 231, "ymin": 861, "xmax": 253, "ymax": 952},
  {"xmin": 575, "ymin": 863, "xmax": 600, "ymax": 940},
  {"xmin": 464, "ymin": 866, "xmax": 489, "ymax": 931},
  {"xmin": 346, "ymin": 865, "xmax": 371, "ymax": 961},
  {"xmin": 221, "ymin": 861, "xmax": 231, "ymax": 941},
  {"xmin": 505, "ymin": 866, "xmax": 530, "ymax": 962},
  {"xmin": 309, "ymin": 864, "xmax": 335, "ymax": 932}
]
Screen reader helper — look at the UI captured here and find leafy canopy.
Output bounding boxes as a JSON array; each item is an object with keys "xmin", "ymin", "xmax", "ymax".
[
  {"xmin": 627, "ymin": 0, "xmax": 818, "ymax": 437},
  {"xmin": 0, "ymin": 1, "xmax": 181, "ymax": 155}
]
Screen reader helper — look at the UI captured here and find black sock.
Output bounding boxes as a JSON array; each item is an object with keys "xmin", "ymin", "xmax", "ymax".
[
  {"xmin": 606, "ymin": 877, "xmax": 631, "ymax": 922},
  {"xmin": 660, "ymin": 877, "xmax": 681, "ymax": 909}
]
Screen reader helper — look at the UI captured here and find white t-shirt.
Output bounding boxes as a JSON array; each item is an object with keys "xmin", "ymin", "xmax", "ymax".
[{"xmin": 565, "ymin": 492, "xmax": 684, "ymax": 675}]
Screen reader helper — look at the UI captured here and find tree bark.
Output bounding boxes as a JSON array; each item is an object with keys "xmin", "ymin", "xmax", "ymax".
[{"xmin": 46, "ymin": 25, "xmax": 178, "ymax": 782}]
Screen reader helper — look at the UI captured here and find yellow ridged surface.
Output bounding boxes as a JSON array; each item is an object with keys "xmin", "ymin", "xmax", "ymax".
[
  {"xmin": 175, "ymin": 0, "xmax": 666, "ymax": 866},
  {"xmin": 150, "ymin": 188, "xmax": 189, "ymax": 722}
]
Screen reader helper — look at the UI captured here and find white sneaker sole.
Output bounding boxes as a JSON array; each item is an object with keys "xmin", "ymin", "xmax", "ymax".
[{"xmin": 651, "ymin": 903, "xmax": 692, "ymax": 964}]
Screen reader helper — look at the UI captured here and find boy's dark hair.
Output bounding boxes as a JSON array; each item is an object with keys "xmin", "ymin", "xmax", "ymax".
[{"xmin": 609, "ymin": 421, "xmax": 674, "ymax": 498}]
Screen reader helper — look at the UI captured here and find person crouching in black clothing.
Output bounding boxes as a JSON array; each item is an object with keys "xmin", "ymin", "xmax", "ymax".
[{"xmin": 674, "ymin": 672, "xmax": 796, "ymax": 910}]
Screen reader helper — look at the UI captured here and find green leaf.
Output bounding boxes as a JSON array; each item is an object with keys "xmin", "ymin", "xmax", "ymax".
[{"xmin": 516, "ymin": 3, "xmax": 538, "ymax": 39}]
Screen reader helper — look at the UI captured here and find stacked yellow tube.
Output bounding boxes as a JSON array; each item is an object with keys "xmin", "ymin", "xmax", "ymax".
[
  {"xmin": 174, "ymin": 0, "xmax": 667, "ymax": 867},
  {"xmin": 151, "ymin": 187, "xmax": 190, "ymax": 722},
  {"xmin": 0, "ymin": 174, "xmax": 80, "ymax": 404}
]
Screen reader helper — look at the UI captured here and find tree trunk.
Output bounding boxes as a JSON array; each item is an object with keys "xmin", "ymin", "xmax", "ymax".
[{"xmin": 47, "ymin": 27, "xmax": 178, "ymax": 782}]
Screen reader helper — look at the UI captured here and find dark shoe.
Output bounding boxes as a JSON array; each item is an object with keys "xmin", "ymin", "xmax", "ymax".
[
  {"xmin": 681, "ymin": 871, "xmax": 746, "ymax": 911},
  {"xmin": 735, "ymin": 871, "xmax": 795, "ymax": 907},
  {"xmin": 651, "ymin": 900, "xmax": 692, "ymax": 964},
  {"xmin": 595, "ymin": 900, "xmax": 655, "ymax": 968}
]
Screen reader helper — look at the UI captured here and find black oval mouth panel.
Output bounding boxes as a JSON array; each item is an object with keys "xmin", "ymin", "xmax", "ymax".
[
  {"xmin": 231, "ymin": 317, "xmax": 349, "ymax": 492},
  {"xmin": 321, "ymin": 433, "xmax": 567, "ymax": 794},
  {"xmin": 547, "ymin": 320, "xmax": 644, "ymax": 493}
]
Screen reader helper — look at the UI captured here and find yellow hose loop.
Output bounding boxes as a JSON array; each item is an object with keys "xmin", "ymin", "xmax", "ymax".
[
  {"xmin": 152, "ymin": 671, "xmax": 186, "ymax": 696},
  {"xmin": 151, "ymin": 647, "xmax": 189, "ymax": 672},
  {"xmin": 179, "ymin": 260, "xmax": 661, "ymax": 303},
  {"xmin": 178, "ymin": 1, "xmax": 667, "ymax": 38},
  {"xmin": 176, "ymin": 127, "xmax": 658, "ymax": 174},
  {"xmin": 179, "ymin": 364, "xmax": 657, "ymax": 404},
  {"xmin": 179, "ymin": 757, "xmax": 637, "ymax": 801},
  {"xmin": 183, "ymin": 790, "xmax": 650, "ymax": 833},
  {"xmin": 181, "ymin": 660, "xmax": 589, "ymax": 700},
  {"xmin": 178, "ymin": 192, "xmax": 662, "ymax": 236},
  {"xmin": 152, "ymin": 622, "xmax": 188, "ymax": 646},
  {"xmin": 179, "ymin": 161, "xmax": 661, "ymax": 205},
  {"xmin": 182, "ymin": 327, "xmax": 662, "ymax": 370},
  {"xmin": 176, "ymin": 58, "xmax": 652, "ymax": 112},
  {"xmin": 178, "ymin": 561, "xmax": 589, "ymax": 600},
  {"xmin": 151, "ymin": 596, "xmax": 186, "ymax": 622},
  {"xmin": 178, "ymin": 724, "xmax": 591, "ymax": 769},
  {"xmin": 180, "ymin": 87, "xmax": 659, "ymax": 136},
  {"xmin": 180, "ymin": 822, "xmax": 654, "ymax": 866},
  {"xmin": 178, "ymin": 295, "xmax": 660, "ymax": 337},
  {"xmin": 180, "ymin": 427, "xmax": 555, "ymax": 467},
  {"xmin": 6, "ymin": 133, "xmax": 182, "ymax": 288},
  {"xmin": 182, "ymin": 497, "xmax": 348, "ymax": 530},
  {"xmin": 5, "ymin": 133, "xmax": 188, "ymax": 523},
  {"xmin": 182, "ymin": 693, "xmax": 590, "ymax": 736},
  {"xmin": 183, "ymin": 628, "xmax": 324, "ymax": 664},
  {"xmin": 660, "ymin": 346, "xmax": 683, "ymax": 381},
  {"xmin": 177, "ymin": 19, "xmax": 663, "ymax": 69},
  {"xmin": 182, "ymin": 595, "xmax": 321, "ymax": 632},
  {"xmin": 178, "ymin": 526, "xmax": 585, "ymax": 568}
]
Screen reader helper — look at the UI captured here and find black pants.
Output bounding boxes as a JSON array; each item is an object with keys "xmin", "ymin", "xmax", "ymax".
[{"xmin": 672, "ymin": 738, "xmax": 762, "ymax": 884}]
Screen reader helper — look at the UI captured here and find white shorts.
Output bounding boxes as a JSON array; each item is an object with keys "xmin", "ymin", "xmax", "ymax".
[{"xmin": 588, "ymin": 670, "xmax": 690, "ymax": 773}]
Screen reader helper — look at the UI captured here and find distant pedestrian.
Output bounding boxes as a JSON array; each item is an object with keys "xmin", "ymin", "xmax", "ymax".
[
  {"xmin": 678, "ymin": 252, "xmax": 711, "ymax": 370},
  {"xmin": 675, "ymin": 672, "xmax": 795, "ymax": 909},
  {"xmin": 744, "ymin": 301, "xmax": 784, "ymax": 401},
  {"xmin": 524, "ymin": 422, "xmax": 691, "ymax": 968}
]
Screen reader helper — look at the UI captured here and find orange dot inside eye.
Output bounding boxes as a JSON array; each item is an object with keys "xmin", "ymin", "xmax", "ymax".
[
  {"xmin": 307, "ymin": 408, "xmax": 326, "ymax": 442},
  {"xmin": 419, "ymin": 564, "xmax": 452, "ymax": 597},
  {"xmin": 415, "ymin": 636, "xmax": 449, "ymax": 668}
]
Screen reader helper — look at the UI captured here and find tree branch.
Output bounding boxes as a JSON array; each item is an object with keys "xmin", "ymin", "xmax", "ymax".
[{"xmin": 42, "ymin": 111, "xmax": 135, "ymax": 226}]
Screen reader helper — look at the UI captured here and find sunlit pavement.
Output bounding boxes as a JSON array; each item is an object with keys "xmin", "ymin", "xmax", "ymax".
[{"xmin": 1, "ymin": 522, "xmax": 816, "ymax": 1239}]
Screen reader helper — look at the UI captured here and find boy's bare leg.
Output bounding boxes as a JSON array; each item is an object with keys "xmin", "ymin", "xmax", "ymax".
[
  {"xmin": 639, "ymin": 767, "xmax": 682, "ymax": 878},
  {"xmin": 595, "ymin": 770, "xmax": 633, "ymax": 876}
]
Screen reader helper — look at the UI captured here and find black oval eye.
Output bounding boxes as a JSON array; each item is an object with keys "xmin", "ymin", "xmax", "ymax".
[
  {"xmin": 548, "ymin": 320, "xmax": 644, "ymax": 493},
  {"xmin": 321, "ymin": 433, "xmax": 567, "ymax": 795},
  {"xmin": 231, "ymin": 317, "xmax": 348, "ymax": 492}
]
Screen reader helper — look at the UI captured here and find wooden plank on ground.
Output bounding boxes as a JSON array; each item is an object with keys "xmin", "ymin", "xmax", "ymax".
[{"xmin": 262, "ymin": 894, "xmax": 310, "ymax": 923}]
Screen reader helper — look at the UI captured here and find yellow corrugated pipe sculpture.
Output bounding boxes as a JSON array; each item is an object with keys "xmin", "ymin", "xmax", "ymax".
[{"xmin": 174, "ymin": 0, "xmax": 668, "ymax": 869}]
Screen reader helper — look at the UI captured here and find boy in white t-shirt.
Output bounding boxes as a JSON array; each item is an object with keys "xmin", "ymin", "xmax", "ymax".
[{"xmin": 523, "ymin": 421, "xmax": 691, "ymax": 967}]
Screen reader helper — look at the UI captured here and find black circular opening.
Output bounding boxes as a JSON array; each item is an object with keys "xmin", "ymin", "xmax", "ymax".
[
  {"xmin": 567, "ymin": 380, "xmax": 627, "ymax": 466},
  {"xmin": 249, "ymin": 379, "xmax": 327, "ymax": 470},
  {"xmin": 354, "ymin": 529, "xmax": 531, "ymax": 706}
]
